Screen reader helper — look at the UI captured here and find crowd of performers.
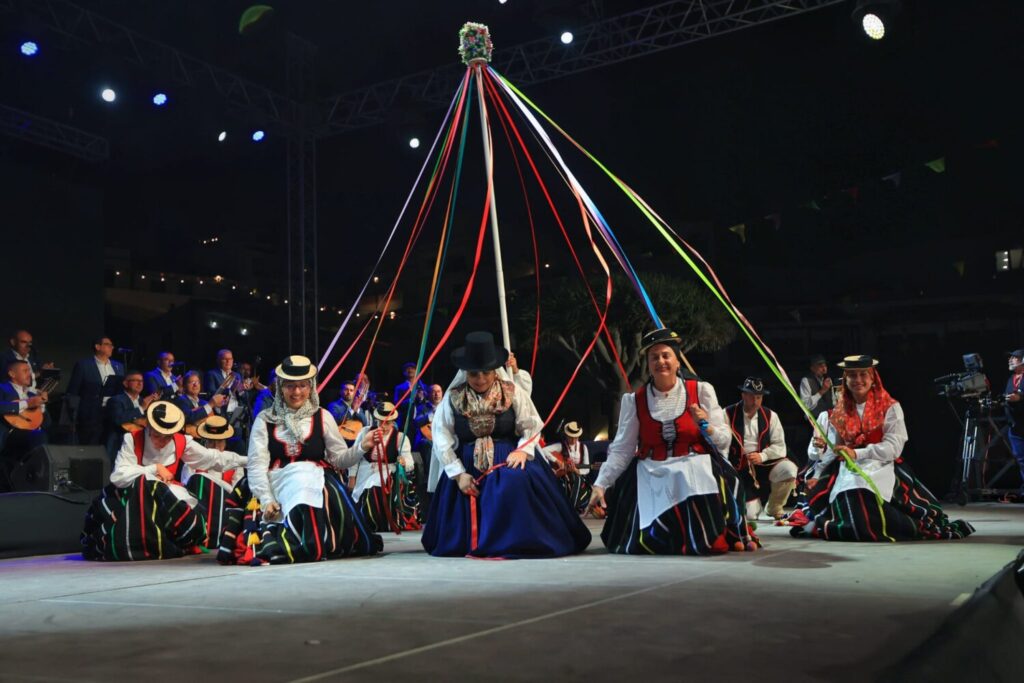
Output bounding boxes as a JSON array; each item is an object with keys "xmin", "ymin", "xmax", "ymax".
[{"xmin": 2, "ymin": 324, "xmax": 1003, "ymax": 563}]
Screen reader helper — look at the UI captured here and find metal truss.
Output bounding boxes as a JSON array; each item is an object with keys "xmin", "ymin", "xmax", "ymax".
[
  {"xmin": 0, "ymin": 103, "xmax": 109, "ymax": 161},
  {"xmin": 317, "ymin": 0, "xmax": 846, "ymax": 134},
  {"xmin": 16, "ymin": 0, "xmax": 296, "ymax": 131}
]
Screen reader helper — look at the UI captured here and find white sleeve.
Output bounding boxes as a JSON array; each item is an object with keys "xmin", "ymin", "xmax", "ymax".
[
  {"xmin": 511, "ymin": 387, "xmax": 543, "ymax": 456},
  {"xmin": 182, "ymin": 436, "xmax": 247, "ymax": 471},
  {"xmin": 808, "ymin": 412, "xmax": 837, "ymax": 479},
  {"xmin": 594, "ymin": 393, "xmax": 639, "ymax": 489},
  {"xmin": 246, "ymin": 417, "xmax": 275, "ymax": 506},
  {"xmin": 322, "ymin": 410, "xmax": 369, "ymax": 470},
  {"xmin": 513, "ymin": 369, "xmax": 533, "ymax": 398},
  {"xmin": 109, "ymin": 433, "xmax": 157, "ymax": 488},
  {"xmin": 434, "ymin": 395, "xmax": 464, "ymax": 479},
  {"xmin": 697, "ymin": 381, "xmax": 732, "ymax": 455},
  {"xmin": 800, "ymin": 377, "xmax": 822, "ymax": 412},
  {"xmin": 761, "ymin": 411, "xmax": 787, "ymax": 462},
  {"xmin": 855, "ymin": 403, "xmax": 907, "ymax": 465},
  {"xmin": 540, "ymin": 443, "xmax": 560, "ymax": 463}
]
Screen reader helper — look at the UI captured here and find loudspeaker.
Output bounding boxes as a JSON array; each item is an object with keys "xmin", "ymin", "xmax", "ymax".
[{"xmin": 8, "ymin": 444, "xmax": 110, "ymax": 492}]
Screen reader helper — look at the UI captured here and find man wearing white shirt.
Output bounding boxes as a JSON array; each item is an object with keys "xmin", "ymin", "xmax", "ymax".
[
  {"xmin": 144, "ymin": 351, "xmax": 181, "ymax": 398},
  {"xmin": 67, "ymin": 336, "xmax": 124, "ymax": 445},
  {"xmin": 799, "ymin": 354, "xmax": 834, "ymax": 417},
  {"xmin": 0, "ymin": 360, "xmax": 49, "ymax": 488}
]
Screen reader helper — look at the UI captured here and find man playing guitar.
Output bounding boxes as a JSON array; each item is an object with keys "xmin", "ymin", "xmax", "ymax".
[{"xmin": 0, "ymin": 360, "xmax": 50, "ymax": 489}]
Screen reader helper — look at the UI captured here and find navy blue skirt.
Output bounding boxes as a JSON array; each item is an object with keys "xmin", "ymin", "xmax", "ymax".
[{"xmin": 421, "ymin": 440, "xmax": 592, "ymax": 558}]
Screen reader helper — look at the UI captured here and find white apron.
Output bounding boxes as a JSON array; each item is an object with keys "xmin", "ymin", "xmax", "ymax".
[
  {"xmin": 636, "ymin": 452, "xmax": 720, "ymax": 529},
  {"xmin": 268, "ymin": 461, "xmax": 325, "ymax": 521}
]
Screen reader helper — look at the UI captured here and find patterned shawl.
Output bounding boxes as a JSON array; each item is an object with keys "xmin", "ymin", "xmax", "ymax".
[
  {"xmin": 829, "ymin": 368, "xmax": 896, "ymax": 447},
  {"xmin": 260, "ymin": 377, "xmax": 321, "ymax": 443},
  {"xmin": 449, "ymin": 378, "xmax": 515, "ymax": 472}
]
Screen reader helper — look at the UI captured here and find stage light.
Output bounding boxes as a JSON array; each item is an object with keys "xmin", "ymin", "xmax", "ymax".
[
  {"xmin": 101, "ymin": 88, "xmax": 117, "ymax": 103},
  {"xmin": 240, "ymin": 328, "xmax": 249, "ymax": 336},
  {"xmin": 851, "ymin": 1, "xmax": 901, "ymax": 41},
  {"xmin": 560, "ymin": 31, "xmax": 574, "ymax": 45},
  {"xmin": 152, "ymin": 92, "xmax": 168, "ymax": 106},
  {"xmin": 409, "ymin": 137, "xmax": 421, "ymax": 149},
  {"xmin": 862, "ymin": 13, "xmax": 885, "ymax": 39},
  {"xmin": 218, "ymin": 131, "xmax": 227, "ymax": 142},
  {"xmin": 209, "ymin": 321, "xmax": 219, "ymax": 329},
  {"xmin": 252, "ymin": 130, "xmax": 265, "ymax": 142},
  {"xmin": 20, "ymin": 41, "xmax": 39, "ymax": 57},
  {"xmin": 499, "ymin": 0, "xmax": 508, "ymax": 5}
]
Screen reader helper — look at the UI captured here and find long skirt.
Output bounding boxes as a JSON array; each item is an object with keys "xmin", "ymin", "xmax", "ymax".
[
  {"xmin": 422, "ymin": 442, "xmax": 592, "ymax": 558},
  {"xmin": 558, "ymin": 470, "xmax": 592, "ymax": 514},
  {"xmin": 186, "ymin": 473, "xmax": 238, "ymax": 549},
  {"xmin": 601, "ymin": 456, "xmax": 758, "ymax": 555},
  {"xmin": 81, "ymin": 478, "xmax": 206, "ymax": 561},
  {"xmin": 357, "ymin": 467, "xmax": 421, "ymax": 533},
  {"xmin": 810, "ymin": 460, "xmax": 974, "ymax": 542},
  {"xmin": 217, "ymin": 471, "xmax": 382, "ymax": 565}
]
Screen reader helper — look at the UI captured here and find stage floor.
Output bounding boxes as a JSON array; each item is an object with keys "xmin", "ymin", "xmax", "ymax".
[{"xmin": 0, "ymin": 503, "xmax": 1021, "ymax": 682}]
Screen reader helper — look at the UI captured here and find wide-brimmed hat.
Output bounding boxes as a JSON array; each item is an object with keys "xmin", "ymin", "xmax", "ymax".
[
  {"xmin": 146, "ymin": 400, "xmax": 185, "ymax": 435},
  {"xmin": 837, "ymin": 355, "xmax": 879, "ymax": 369},
  {"xmin": 276, "ymin": 355, "xmax": 317, "ymax": 381},
  {"xmin": 738, "ymin": 377, "xmax": 770, "ymax": 395},
  {"xmin": 563, "ymin": 421, "xmax": 583, "ymax": 438},
  {"xmin": 1008, "ymin": 349, "xmax": 1024, "ymax": 361},
  {"xmin": 450, "ymin": 331, "xmax": 509, "ymax": 372},
  {"xmin": 638, "ymin": 328, "xmax": 682, "ymax": 356},
  {"xmin": 197, "ymin": 415, "xmax": 234, "ymax": 440},
  {"xmin": 373, "ymin": 401, "xmax": 398, "ymax": 422}
]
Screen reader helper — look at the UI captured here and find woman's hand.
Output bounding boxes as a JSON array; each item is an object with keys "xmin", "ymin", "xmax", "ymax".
[
  {"xmin": 456, "ymin": 473, "xmax": 479, "ymax": 497},
  {"xmin": 806, "ymin": 478, "xmax": 819, "ymax": 490},
  {"xmin": 689, "ymin": 405, "xmax": 713, "ymax": 434},
  {"xmin": 263, "ymin": 502, "xmax": 282, "ymax": 521},
  {"xmin": 506, "ymin": 450, "xmax": 529, "ymax": 470},
  {"xmin": 361, "ymin": 428, "xmax": 381, "ymax": 453},
  {"xmin": 835, "ymin": 445, "xmax": 857, "ymax": 461},
  {"xmin": 588, "ymin": 485, "xmax": 607, "ymax": 516},
  {"xmin": 812, "ymin": 435, "xmax": 827, "ymax": 451},
  {"xmin": 155, "ymin": 464, "xmax": 174, "ymax": 483}
]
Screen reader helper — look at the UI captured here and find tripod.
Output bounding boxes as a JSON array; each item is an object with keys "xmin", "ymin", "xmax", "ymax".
[{"xmin": 948, "ymin": 395, "xmax": 1014, "ymax": 505}]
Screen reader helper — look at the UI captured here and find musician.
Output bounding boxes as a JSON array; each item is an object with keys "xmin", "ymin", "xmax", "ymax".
[
  {"xmin": 4, "ymin": 329, "xmax": 53, "ymax": 388},
  {"xmin": 0, "ymin": 360, "xmax": 49, "ymax": 487},
  {"xmin": 799, "ymin": 354, "xmax": 834, "ymax": 417},
  {"xmin": 351, "ymin": 401, "xmax": 419, "ymax": 531},
  {"xmin": 175, "ymin": 371, "xmax": 225, "ymax": 424},
  {"xmin": 326, "ymin": 380, "xmax": 370, "ymax": 430},
  {"xmin": 724, "ymin": 377, "xmax": 797, "ymax": 521},
  {"xmin": 143, "ymin": 352, "xmax": 181, "ymax": 398},
  {"xmin": 252, "ymin": 368, "xmax": 275, "ymax": 416},
  {"xmin": 104, "ymin": 371, "xmax": 159, "ymax": 462},
  {"xmin": 393, "ymin": 361, "xmax": 428, "ymax": 406},
  {"xmin": 203, "ymin": 348, "xmax": 242, "ymax": 419},
  {"xmin": 1004, "ymin": 348, "xmax": 1024, "ymax": 497},
  {"xmin": 588, "ymin": 328, "xmax": 758, "ymax": 555},
  {"xmin": 415, "ymin": 383, "xmax": 444, "ymax": 516},
  {"xmin": 81, "ymin": 400, "xmax": 247, "ymax": 561},
  {"xmin": 66, "ymin": 336, "xmax": 124, "ymax": 445},
  {"xmin": 542, "ymin": 420, "xmax": 592, "ymax": 513}
]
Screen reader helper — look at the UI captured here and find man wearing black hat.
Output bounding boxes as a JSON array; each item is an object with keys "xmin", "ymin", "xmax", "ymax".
[
  {"xmin": 724, "ymin": 377, "xmax": 797, "ymax": 520},
  {"xmin": 1005, "ymin": 349, "xmax": 1024, "ymax": 496},
  {"xmin": 799, "ymin": 354, "xmax": 834, "ymax": 417}
]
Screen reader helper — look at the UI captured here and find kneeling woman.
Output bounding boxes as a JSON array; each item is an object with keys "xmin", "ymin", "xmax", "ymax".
[
  {"xmin": 798, "ymin": 355, "xmax": 973, "ymax": 541},
  {"xmin": 422, "ymin": 332, "xmax": 591, "ymax": 558},
  {"xmin": 590, "ymin": 328, "xmax": 757, "ymax": 555},
  {"xmin": 181, "ymin": 415, "xmax": 244, "ymax": 549},
  {"xmin": 82, "ymin": 400, "xmax": 246, "ymax": 561},
  {"xmin": 351, "ymin": 401, "xmax": 420, "ymax": 532},
  {"xmin": 239, "ymin": 356, "xmax": 382, "ymax": 564}
]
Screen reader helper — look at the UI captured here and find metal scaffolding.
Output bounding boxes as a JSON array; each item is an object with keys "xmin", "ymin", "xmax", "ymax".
[{"xmin": 0, "ymin": 103, "xmax": 109, "ymax": 161}]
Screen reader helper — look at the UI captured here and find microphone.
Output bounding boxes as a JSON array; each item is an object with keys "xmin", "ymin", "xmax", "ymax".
[{"xmin": 116, "ymin": 347, "xmax": 134, "ymax": 353}]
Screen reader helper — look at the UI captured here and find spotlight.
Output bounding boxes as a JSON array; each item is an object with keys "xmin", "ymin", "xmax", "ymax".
[
  {"xmin": 252, "ymin": 130, "xmax": 265, "ymax": 142},
  {"xmin": 217, "ymin": 131, "xmax": 227, "ymax": 142},
  {"xmin": 851, "ymin": 1, "xmax": 901, "ymax": 41},
  {"xmin": 499, "ymin": 0, "xmax": 508, "ymax": 4},
  {"xmin": 560, "ymin": 31, "xmax": 574, "ymax": 45},
  {"xmin": 861, "ymin": 13, "xmax": 885, "ymax": 39},
  {"xmin": 409, "ymin": 137, "xmax": 421, "ymax": 149},
  {"xmin": 101, "ymin": 88, "xmax": 117, "ymax": 103},
  {"xmin": 152, "ymin": 92, "xmax": 168, "ymax": 106},
  {"xmin": 240, "ymin": 328, "xmax": 249, "ymax": 336},
  {"xmin": 209, "ymin": 321, "xmax": 219, "ymax": 329},
  {"xmin": 20, "ymin": 41, "xmax": 39, "ymax": 57}
]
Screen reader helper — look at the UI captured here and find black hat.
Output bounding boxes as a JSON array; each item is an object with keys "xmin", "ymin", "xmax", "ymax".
[
  {"xmin": 837, "ymin": 354, "xmax": 879, "ymax": 369},
  {"xmin": 1008, "ymin": 349, "xmax": 1024, "ymax": 361},
  {"xmin": 808, "ymin": 354, "xmax": 827, "ymax": 367},
  {"xmin": 638, "ymin": 328, "xmax": 682, "ymax": 356},
  {"xmin": 451, "ymin": 331, "xmax": 509, "ymax": 372},
  {"xmin": 738, "ymin": 376, "xmax": 770, "ymax": 395}
]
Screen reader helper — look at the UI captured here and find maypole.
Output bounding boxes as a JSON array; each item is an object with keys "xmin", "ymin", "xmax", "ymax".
[{"xmin": 460, "ymin": 23, "xmax": 511, "ymax": 349}]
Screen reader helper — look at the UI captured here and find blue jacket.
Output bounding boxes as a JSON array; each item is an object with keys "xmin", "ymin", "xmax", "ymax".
[
  {"xmin": 105, "ymin": 392, "xmax": 144, "ymax": 428},
  {"xmin": 66, "ymin": 357, "xmax": 125, "ymax": 423},
  {"xmin": 326, "ymin": 399, "xmax": 369, "ymax": 427},
  {"xmin": 174, "ymin": 395, "xmax": 211, "ymax": 425},
  {"xmin": 0, "ymin": 381, "xmax": 50, "ymax": 431},
  {"xmin": 143, "ymin": 369, "xmax": 178, "ymax": 397}
]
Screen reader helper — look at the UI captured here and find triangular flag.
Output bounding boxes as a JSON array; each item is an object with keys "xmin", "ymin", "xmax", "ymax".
[
  {"xmin": 727, "ymin": 223, "xmax": 746, "ymax": 244},
  {"xmin": 843, "ymin": 186, "xmax": 860, "ymax": 201},
  {"xmin": 925, "ymin": 157, "xmax": 946, "ymax": 173},
  {"xmin": 953, "ymin": 261, "xmax": 965, "ymax": 277},
  {"xmin": 764, "ymin": 213, "xmax": 782, "ymax": 230},
  {"xmin": 881, "ymin": 171, "xmax": 902, "ymax": 188}
]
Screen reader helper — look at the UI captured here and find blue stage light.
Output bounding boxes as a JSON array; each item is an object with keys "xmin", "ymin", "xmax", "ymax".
[
  {"xmin": 152, "ymin": 92, "xmax": 168, "ymax": 106},
  {"xmin": 20, "ymin": 41, "xmax": 39, "ymax": 57},
  {"xmin": 101, "ymin": 88, "xmax": 116, "ymax": 103},
  {"xmin": 252, "ymin": 130, "xmax": 265, "ymax": 142}
]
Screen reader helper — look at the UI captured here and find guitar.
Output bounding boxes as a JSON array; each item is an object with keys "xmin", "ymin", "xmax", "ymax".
[
  {"xmin": 120, "ymin": 417, "xmax": 148, "ymax": 434},
  {"xmin": 338, "ymin": 419, "xmax": 364, "ymax": 441},
  {"xmin": 547, "ymin": 449, "xmax": 576, "ymax": 478},
  {"xmin": 3, "ymin": 377, "xmax": 59, "ymax": 430}
]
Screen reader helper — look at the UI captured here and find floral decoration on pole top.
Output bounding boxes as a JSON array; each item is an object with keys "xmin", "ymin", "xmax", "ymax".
[{"xmin": 459, "ymin": 22, "xmax": 493, "ymax": 65}]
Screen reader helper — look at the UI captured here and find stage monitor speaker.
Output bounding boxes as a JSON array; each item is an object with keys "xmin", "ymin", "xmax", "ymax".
[{"xmin": 8, "ymin": 444, "xmax": 109, "ymax": 492}]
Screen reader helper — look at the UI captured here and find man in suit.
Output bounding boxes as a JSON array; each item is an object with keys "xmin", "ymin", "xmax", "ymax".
[
  {"xmin": 204, "ymin": 349, "xmax": 242, "ymax": 417},
  {"xmin": 105, "ymin": 370, "xmax": 160, "ymax": 462},
  {"xmin": 143, "ymin": 351, "xmax": 181, "ymax": 398},
  {"xmin": 3, "ymin": 329, "xmax": 53, "ymax": 389},
  {"xmin": 0, "ymin": 360, "xmax": 50, "ymax": 490},
  {"xmin": 66, "ymin": 336, "xmax": 125, "ymax": 445}
]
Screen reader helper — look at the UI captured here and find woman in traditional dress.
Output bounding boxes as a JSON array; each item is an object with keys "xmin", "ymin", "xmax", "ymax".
[
  {"xmin": 422, "ymin": 331, "xmax": 591, "ymax": 558},
  {"xmin": 351, "ymin": 401, "xmax": 420, "ymax": 531},
  {"xmin": 81, "ymin": 400, "xmax": 246, "ymax": 561},
  {"xmin": 792, "ymin": 355, "xmax": 974, "ymax": 541},
  {"xmin": 542, "ymin": 421, "xmax": 592, "ymax": 514},
  {"xmin": 180, "ymin": 415, "xmax": 243, "ymax": 549},
  {"xmin": 223, "ymin": 355, "xmax": 382, "ymax": 565},
  {"xmin": 589, "ymin": 328, "xmax": 758, "ymax": 555}
]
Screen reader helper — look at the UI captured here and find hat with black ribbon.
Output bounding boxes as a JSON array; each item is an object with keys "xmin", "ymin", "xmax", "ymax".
[
  {"xmin": 146, "ymin": 400, "xmax": 186, "ymax": 435},
  {"xmin": 738, "ymin": 376, "xmax": 770, "ymax": 395},
  {"xmin": 836, "ymin": 354, "xmax": 879, "ymax": 369},
  {"xmin": 275, "ymin": 354, "xmax": 317, "ymax": 381},
  {"xmin": 197, "ymin": 414, "xmax": 234, "ymax": 440}
]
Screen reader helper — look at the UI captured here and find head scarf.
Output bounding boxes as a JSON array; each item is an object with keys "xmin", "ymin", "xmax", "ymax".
[
  {"xmin": 260, "ymin": 376, "xmax": 320, "ymax": 442},
  {"xmin": 446, "ymin": 369, "xmax": 515, "ymax": 472},
  {"xmin": 829, "ymin": 367, "xmax": 896, "ymax": 447}
]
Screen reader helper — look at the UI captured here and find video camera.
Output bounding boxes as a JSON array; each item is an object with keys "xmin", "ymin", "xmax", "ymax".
[{"xmin": 934, "ymin": 353, "xmax": 991, "ymax": 399}]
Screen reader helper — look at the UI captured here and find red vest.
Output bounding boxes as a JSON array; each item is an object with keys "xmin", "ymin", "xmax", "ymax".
[
  {"xmin": 133, "ymin": 430, "xmax": 186, "ymax": 482},
  {"xmin": 635, "ymin": 379, "xmax": 707, "ymax": 460}
]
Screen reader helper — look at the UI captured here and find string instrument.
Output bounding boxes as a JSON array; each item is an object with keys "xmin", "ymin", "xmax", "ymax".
[
  {"xmin": 419, "ymin": 423, "xmax": 432, "ymax": 441},
  {"xmin": 547, "ymin": 449, "xmax": 577, "ymax": 478},
  {"xmin": 120, "ymin": 417, "xmax": 148, "ymax": 434},
  {"xmin": 338, "ymin": 419, "xmax": 363, "ymax": 441},
  {"xmin": 3, "ymin": 377, "xmax": 59, "ymax": 430}
]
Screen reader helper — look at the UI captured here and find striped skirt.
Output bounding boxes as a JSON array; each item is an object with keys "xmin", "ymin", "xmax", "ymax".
[
  {"xmin": 217, "ymin": 471, "xmax": 382, "ymax": 565},
  {"xmin": 558, "ymin": 470, "xmax": 592, "ymax": 514},
  {"xmin": 186, "ymin": 474, "xmax": 239, "ymax": 550},
  {"xmin": 357, "ymin": 472, "xmax": 421, "ymax": 533},
  {"xmin": 814, "ymin": 461, "xmax": 974, "ymax": 542},
  {"xmin": 601, "ymin": 457, "xmax": 758, "ymax": 555},
  {"xmin": 81, "ymin": 478, "xmax": 206, "ymax": 561}
]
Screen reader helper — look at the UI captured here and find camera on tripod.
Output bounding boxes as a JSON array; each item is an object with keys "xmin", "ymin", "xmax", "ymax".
[{"xmin": 934, "ymin": 353, "xmax": 990, "ymax": 399}]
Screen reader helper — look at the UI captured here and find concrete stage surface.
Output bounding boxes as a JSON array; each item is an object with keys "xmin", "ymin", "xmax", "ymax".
[{"xmin": 0, "ymin": 503, "xmax": 1020, "ymax": 683}]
